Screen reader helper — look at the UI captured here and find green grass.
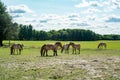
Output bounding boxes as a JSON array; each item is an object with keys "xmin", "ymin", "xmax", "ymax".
[
  {"xmin": 0, "ymin": 40, "xmax": 120, "ymax": 80},
  {"xmin": 3, "ymin": 40, "xmax": 120, "ymax": 49}
]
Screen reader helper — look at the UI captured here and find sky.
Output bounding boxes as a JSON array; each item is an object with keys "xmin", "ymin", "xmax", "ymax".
[{"xmin": 1, "ymin": 0, "xmax": 120, "ymax": 34}]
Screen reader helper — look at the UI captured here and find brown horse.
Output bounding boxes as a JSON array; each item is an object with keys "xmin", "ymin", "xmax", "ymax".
[
  {"xmin": 69, "ymin": 42, "xmax": 80, "ymax": 54},
  {"xmin": 10, "ymin": 43, "xmax": 24, "ymax": 55},
  {"xmin": 40, "ymin": 42, "xmax": 62, "ymax": 56},
  {"xmin": 61, "ymin": 44, "xmax": 71, "ymax": 54},
  {"xmin": 98, "ymin": 42, "xmax": 107, "ymax": 49}
]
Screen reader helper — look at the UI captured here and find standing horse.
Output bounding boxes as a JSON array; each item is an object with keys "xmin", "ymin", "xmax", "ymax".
[
  {"xmin": 10, "ymin": 43, "xmax": 24, "ymax": 55},
  {"xmin": 61, "ymin": 44, "xmax": 71, "ymax": 54},
  {"xmin": 69, "ymin": 42, "xmax": 80, "ymax": 54},
  {"xmin": 98, "ymin": 42, "xmax": 107, "ymax": 49},
  {"xmin": 40, "ymin": 42, "xmax": 62, "ymax": 56}
]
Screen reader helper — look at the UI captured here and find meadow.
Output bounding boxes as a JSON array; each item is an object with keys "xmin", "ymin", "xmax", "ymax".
[{"xmin": 0, "ymin": 40, "xmax": 120, "ymax": 80}]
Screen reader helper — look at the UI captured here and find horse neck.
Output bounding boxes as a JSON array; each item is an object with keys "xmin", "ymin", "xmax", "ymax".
[
  {"xmin": 55, "ymin": 44, "xmax": 60, "ymax": 49},
  {"xmin": 70, "ymin": 43, "xmax": 74, "ymax": 47},
  {"xmin": 55, "ymin": 43, "xmax": 62, "ymax": 48},
  {"xmin": 98, "ymin": 43, "xmax": 102, "ymax": 48}
]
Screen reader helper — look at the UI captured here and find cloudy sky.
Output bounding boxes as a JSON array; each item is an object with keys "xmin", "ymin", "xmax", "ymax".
[{"xmin": 2, "ymin": 0, "xmax": 120, "ymax": 34}]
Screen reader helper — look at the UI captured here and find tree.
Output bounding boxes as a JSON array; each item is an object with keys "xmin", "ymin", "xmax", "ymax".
[
  {"xmin": 28, "ymin": 25, "xmax": 33, "ymax": 40},
  {"xmin": 0, "ymin": 1, "xmax": 13, "ymax": 46},
  {"xmin": 5, "ymin": 23, "xmax": 19, "ymax": 46}
]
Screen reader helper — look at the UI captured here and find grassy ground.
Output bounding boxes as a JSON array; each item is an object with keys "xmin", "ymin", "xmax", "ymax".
[{"xmin": 0, "ymin": 40, "xmax": 120, "ymax": 80}]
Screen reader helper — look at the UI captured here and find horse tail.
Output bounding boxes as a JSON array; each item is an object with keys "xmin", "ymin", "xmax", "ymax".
[
  {"xmin": 10, "ymin": 46, "xmax": 13, "ymax": 55},
  {"xmin": 40, "ymin": 44, "xmax": 46, "ymax": 56},
  {"xmin": 97, "ymin": 44, "xmax": 100, "ymax": 49}
]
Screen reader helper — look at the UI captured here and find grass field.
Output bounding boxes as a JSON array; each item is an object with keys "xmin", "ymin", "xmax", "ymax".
[{"xmin": 0, "ymin": 40, "xmax": 120, "ymax": 80}]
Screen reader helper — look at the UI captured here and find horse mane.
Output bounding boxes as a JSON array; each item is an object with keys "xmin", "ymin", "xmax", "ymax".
[{"xmin": 40, "ymin": 44, "xmax": 46, "ymax": 56}]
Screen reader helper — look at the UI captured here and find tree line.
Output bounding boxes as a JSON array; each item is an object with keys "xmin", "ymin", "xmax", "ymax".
[{"xmin": 9, "ymin": 23, "xmax": 120, "ymax": 41}]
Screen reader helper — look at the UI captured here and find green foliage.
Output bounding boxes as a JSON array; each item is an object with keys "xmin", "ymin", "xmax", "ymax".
[{"xmin": 103, "ymin": 34, "xmax": 120, "ymax": 40}]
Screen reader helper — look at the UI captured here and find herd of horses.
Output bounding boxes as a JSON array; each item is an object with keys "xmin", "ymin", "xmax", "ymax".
[{"xmin": 10, "ymin": 42, "xmax": 107, "ymax": 56}]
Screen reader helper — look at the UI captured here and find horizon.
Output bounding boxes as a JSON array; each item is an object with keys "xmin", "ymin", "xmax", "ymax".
[{"xmin": 1, "ymin": 0, "xmax": 120, "ymax": 35}]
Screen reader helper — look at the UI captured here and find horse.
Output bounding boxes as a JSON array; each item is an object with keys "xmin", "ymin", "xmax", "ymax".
[
  {"xmin": 40, "ymin": 42, "xmax": 62, "ymax": 56},
  {"xmin": 10, "ymin": 43, "xmax": 24, "ymax": 55},
  {"xmin": 61, "ymin": 44, "xmax": 71, "ymax": 54},
  {"xmin": 69, "ymin": 42, "xmax": 80, "ymax": 54},
  {"xmin": 98, "ymin": 42, "xmax": 107, "ymax": 49}
]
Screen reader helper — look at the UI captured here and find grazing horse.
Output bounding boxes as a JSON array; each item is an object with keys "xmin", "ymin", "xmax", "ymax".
[
  {"xmin": 69, "ymin": 42, "xmax": 80, "ymax": 54},
  {"xmin": 61, "ymin": 44, "xmax": 71, "ymax": 54},
  {"xmin": 10, "ymin": 43, "xmax": 24, "ymax": 55},
  {"xmin": 98, "ymin": 42, "xmax": 107, "ymax": 49},
  {"xmin": 40, "ymin": 42, "xmax": 62, "ymax": 56}
]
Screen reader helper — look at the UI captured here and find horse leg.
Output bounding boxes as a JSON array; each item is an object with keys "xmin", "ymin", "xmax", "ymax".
[
  {"xmin": 43, "ymin": 49, "xmax": 46, "ymax": 56},
  {"xmin": 19, "ymin": 49, "xmax": 21, "ymax": 55},
  {"xmin": 53, "ymin": 50, "xmax": 55, "ymax": 56},
  {"xmin": 13, "ymin": 49, "xmax": 15, "ymax": 55},
  {"xmin": 61, "ymin": 48, "xmax": 64, "ymax": 53},
  {"xmin": 72, "ymin": 48, "xmax": 74, "ymax": 54},
  {"xmin": 16, "ymin": 49, "xmax": 18, "ymax": 55},
  {"xmin": 46, "ymin": 50, "xmax": 48, "ymax": 56},
  {"xmin": 17, "ymin": 50, "xmax": 19, "ymax": 55},
  {"xmin": 75, "ymin": 48, "xmax": 76, "ymax": 54},
  {"xmin": 10, "ymin": 48, "xmax": 13, "ymax": 55},
  {"xmin": 55, "ymin": 50, "xmax": 57, "ymax": 56},
  {"xmin": 78, "ymin": 48, "xmax": 80, "ymax": 54}
]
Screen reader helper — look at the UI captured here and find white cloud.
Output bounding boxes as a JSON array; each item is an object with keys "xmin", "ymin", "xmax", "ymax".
[
  {"xmin": 11, "ymin": 13, "xmax": 120, "ymax": 34},
  {"xmin": 106, "ymin": 17, "xmax": 120, "ymax": 22},
  {"xmin": 83, "ymin": 7, "xmax": 101, "ymax": 14},
  {"xmin": 7, "ymin": 4, "xmax": 35, "ymax": 19},
  {"xmin": 111, "ymin": 0, "xmax": 120, "ymax": 9},
  {"xmin": 75, "ymin": 0, "xmax": 120, "ymax": 13},
  {"xmin": 75, "ymin": 0, "xmax": 102, "ymax": 8},
  {"xmin": 7, "ymin": 4, "xmax": 34, "ymax": 13}
]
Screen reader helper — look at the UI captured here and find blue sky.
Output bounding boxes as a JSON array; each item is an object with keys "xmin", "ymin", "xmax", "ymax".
[{"xmin": 1, "ymin": 0, "xmax": 120, "ymax": 34}]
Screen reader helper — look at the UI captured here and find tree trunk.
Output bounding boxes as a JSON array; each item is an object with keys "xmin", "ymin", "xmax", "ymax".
[{"xmin": 0, "ymin": 39, "xmax": 3, "ymax": 46}]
